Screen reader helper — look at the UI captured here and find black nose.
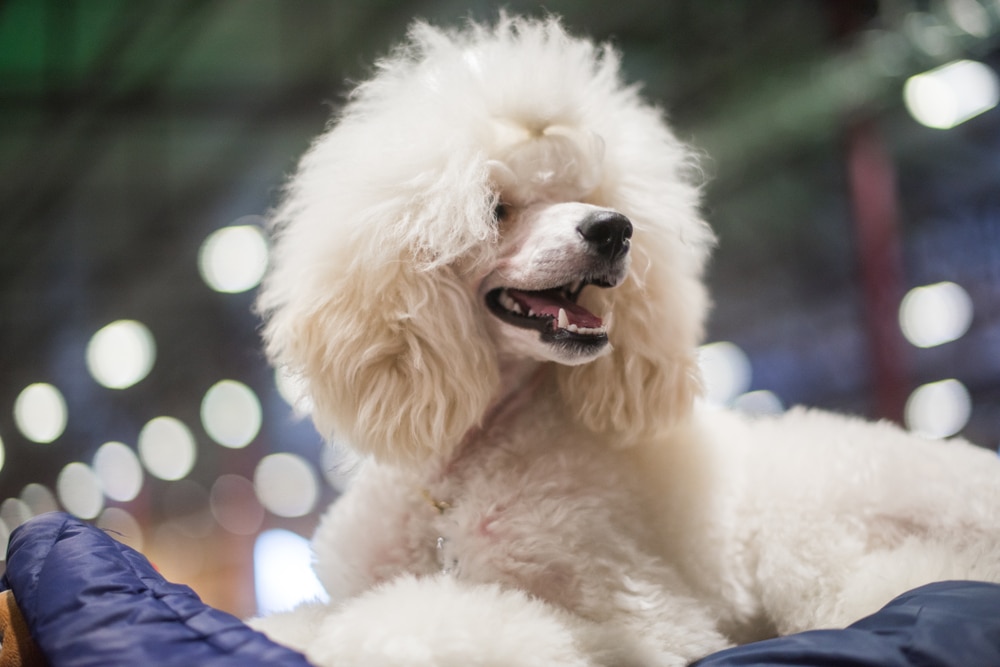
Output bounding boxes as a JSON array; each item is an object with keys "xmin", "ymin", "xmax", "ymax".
[{"xmin": 577, "ymin": 211, "xmax": 633, "ymax": 262}]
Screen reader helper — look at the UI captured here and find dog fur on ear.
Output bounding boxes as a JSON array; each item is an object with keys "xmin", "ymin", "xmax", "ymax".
[
  {"xmin": 258, "ymin": 118, "xmax": 502, "ymax": 466},
  {"xmin": 262, "ymin": 257, "xmax": 499, "ymax": 466}
]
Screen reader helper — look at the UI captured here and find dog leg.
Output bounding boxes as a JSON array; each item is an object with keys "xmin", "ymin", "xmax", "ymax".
[{"xmin": 830, "ymin": 534, "xmax": 1000, "ymax": 628}]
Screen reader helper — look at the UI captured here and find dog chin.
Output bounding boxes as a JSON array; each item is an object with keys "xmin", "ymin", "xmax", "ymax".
[{"xmin": 491, "ymin": 321, "xmax": 612, "ymax": 366}]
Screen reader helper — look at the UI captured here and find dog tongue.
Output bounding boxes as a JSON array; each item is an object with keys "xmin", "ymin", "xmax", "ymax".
[{"xmin": 507, "ymin": 288, "xmax": 603, "ymax": 328}]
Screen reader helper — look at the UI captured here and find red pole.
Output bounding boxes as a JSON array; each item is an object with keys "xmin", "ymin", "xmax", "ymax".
[{"xmin": 845, "ymin": 117, "xmax": 909, "ymax": 424}]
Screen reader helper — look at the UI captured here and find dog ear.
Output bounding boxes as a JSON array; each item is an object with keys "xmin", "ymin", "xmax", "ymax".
[
  {"xmin": 257, "ymin": 84, "xmax": 503, "ymax": 466},
  {"xmin": 261, "ymin": 254, "xmax": 499, "ymax": 466},
  {"xmin": 556, "ymin": 212, "xmax": 713, "ymax": 445}
]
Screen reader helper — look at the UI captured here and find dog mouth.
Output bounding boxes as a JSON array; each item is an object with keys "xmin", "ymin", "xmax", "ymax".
[{"xmin": 485, "ymin": 277, "xmax": 612, "ymax": 345}]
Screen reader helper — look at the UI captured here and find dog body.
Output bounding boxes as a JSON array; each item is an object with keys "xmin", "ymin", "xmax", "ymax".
[
  {"xmin": 288, "ymin": 400, "xmax": 1000, "ymax": 666},
  {"xmin": 252, "ymin": 17, "xmax": 1000, "ymax": 666}
]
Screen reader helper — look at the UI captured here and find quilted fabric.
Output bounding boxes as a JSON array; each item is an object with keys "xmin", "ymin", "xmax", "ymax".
[
  {"xmin": 693, "ymin": 580, "xmax": 1000, "ymax": 667},
  {"xmin": 2, "ymin": 512, "xmax": 312, "ymax": 667}
]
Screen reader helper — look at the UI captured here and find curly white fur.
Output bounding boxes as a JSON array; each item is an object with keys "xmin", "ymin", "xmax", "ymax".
[{"xmin": 251, "ymin": 15, "xmax": 1000, "ymax": 667}]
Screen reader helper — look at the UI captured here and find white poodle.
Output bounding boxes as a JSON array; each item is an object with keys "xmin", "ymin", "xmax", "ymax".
[{"xmin": 251, "ymin": 16, "xmax": 1000, "ymax": 667}]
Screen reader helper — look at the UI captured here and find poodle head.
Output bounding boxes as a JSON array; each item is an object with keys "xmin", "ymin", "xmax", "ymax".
[{"xmin": 258, "ymin": 16, "xmax": 715, "ymax": 467}]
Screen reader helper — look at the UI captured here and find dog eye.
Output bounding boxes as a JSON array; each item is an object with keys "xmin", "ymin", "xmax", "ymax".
[{"xmin": 493, "ymin": 201, "xmax": 511, "ymax": 223}]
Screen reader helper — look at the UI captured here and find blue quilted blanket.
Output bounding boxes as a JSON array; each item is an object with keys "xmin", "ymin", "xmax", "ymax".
[{"xmin": 3, "ymin": 513, "xmax": 999, "ymax": 667}]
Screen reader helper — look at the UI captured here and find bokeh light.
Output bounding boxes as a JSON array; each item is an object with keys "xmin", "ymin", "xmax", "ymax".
[
  {"xmin": 56, "ymin": 462, "xmax": 104, "ymax": 520},
  {"xmin": 254, "ymin": 528, "xmax": 328, "ymax": 615},
  {"xmin": 905, "ymin": 378, "xmax": 972, "ymax": 439},
  {"xmin": 904, "ymin": 59, "xmax": 1000, "ymax": 129},
  {"xmin": 0, "ymin": 498, "xmax": 31, "ymax": 530},
  {"xmin": 210, "ymin": 474, "xmax": 265, "ymax": 535},
  {"xmin": 904, "ymin": 11, "xmax": 953, "ymax": 57},
  {"xmin": 20, "ymin": 483, "xmax": 58, "ymax": 516},
  {"xmin": 0, "ymin": 518, "xmax": 9, "ymax": 564},
  {"xmin": 14, "ymin": 382, "xmax": 68, "ymax": 444},
  {"xmin": 698, "ymin": 341, "xmax": 752, "ymax": 406},
  {"xmin": 93, "ymin": 441, "xmax": 144, "ymax": 502},
  {"xmin": 86, "ymin": 319, "xmax": 156, "ymax": 389},
  {"xmin": 254, "ymin": 453, "xmax": 319, "ymax": 518},
  {"xmin": 198, "ymin": 221, "xmax": 269, "ymax": 293},
  {"xmin": 201, "ymin": 379, "xmax": 262, "ymax": 449},
  {"xmin": 733, "ymin": 389, "xmax": 784, "ymax": 416},
  {"xmin": 138, "ymin": 416, "xmax": 197, "ymax": 481},
  {"xmin": 0, "ymin": 432, "xmax": 5, "ymax": 474},
  {"xmin": 946, "ymin": 0, "xmax": 990, "ymax": 38},
  {"xmin": 899, "ymin": 281, "xmax": 973, "ymax": 348},
  {"xmin": 96, "ymin": 507, "xmax": 144, "ymax": 552}
]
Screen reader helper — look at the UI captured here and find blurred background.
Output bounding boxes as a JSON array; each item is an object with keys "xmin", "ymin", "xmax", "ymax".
[{"xmin": 1, "ymin": 0, "xmax": 998, "ymax": 618}]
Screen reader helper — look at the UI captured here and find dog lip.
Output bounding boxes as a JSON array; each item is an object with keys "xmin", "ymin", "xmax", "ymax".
[{"xmin": 540, "ymin": 327, "xmax": 609, "ymax": 352}]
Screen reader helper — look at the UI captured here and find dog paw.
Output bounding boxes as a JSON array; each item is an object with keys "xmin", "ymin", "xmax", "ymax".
[{"xmin": 302, "ymin": 574, "xmax": 593, "ymax": 667}]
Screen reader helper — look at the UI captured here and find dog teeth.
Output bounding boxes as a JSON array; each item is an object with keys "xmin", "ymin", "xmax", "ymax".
[
  {"xmin": 554, "ymin": 307, "xmax": 607, "ymax": 335},
  {"xmin": 498, "ymin": 290, "xmax": 523, "ymax": 315},
  {"xmin": 564, "ymin": 324, "xmax": 607, "ymax": 335}
]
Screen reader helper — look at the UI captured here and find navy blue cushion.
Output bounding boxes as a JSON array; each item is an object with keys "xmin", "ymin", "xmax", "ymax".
[
  {"xmin": 3, "ymin": 512, "xmax": 312, "ymax": 667},
  {"xmin": 693, "ymin": 580, "xmax": 1000, "ymax": 667}
]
